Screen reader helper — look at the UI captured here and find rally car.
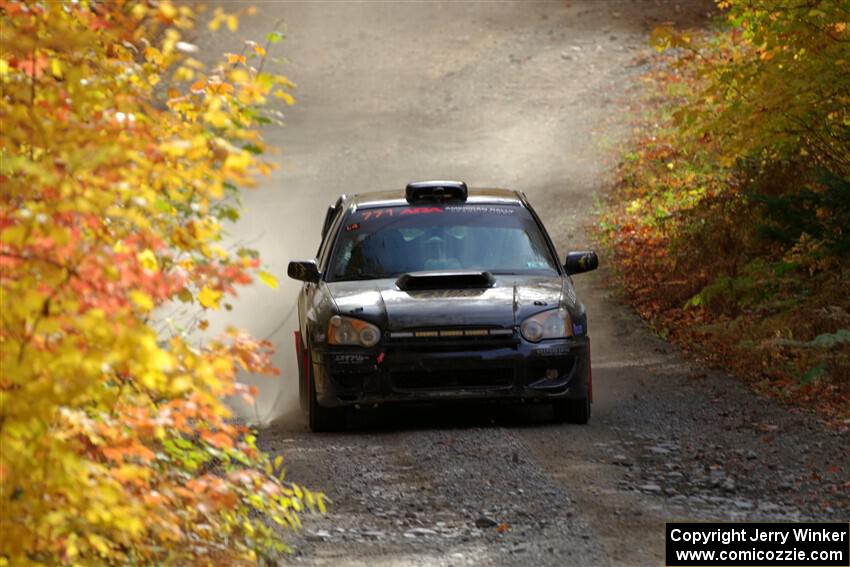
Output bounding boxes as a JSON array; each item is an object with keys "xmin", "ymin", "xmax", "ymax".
[{"xmin": 288, "ymin": 181, "xmax": 598, "ymax": 431}]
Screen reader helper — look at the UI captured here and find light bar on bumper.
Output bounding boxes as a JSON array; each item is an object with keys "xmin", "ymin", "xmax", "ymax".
[{"xmin": 388, "ymin": 328, "xmax": 514, "ymax": 339}]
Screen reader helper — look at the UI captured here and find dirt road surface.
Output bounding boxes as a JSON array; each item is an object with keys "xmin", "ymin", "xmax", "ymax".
[{"xmin": 197, "ymin": 1, "xmax": 849, "ymax": 565}]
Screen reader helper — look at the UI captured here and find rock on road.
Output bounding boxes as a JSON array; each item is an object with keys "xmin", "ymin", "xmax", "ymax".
[{"xmin": 197, "ymin": 2, "xmax": 850, "ymax": 565}]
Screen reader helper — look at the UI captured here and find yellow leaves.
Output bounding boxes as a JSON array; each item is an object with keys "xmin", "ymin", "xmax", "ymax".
[
  {"xmin": 257, "ymin": 270, "xmax": 278, "ymax": 289},
  {"xmin": 226, "ymin": 53, "xmax": 247, "ymax": 65},
  {"xmin": 649, "ymin": 25, "xmax": 692, "ymax": 52},
  {"xmin": 224, "ymin": 150, "xmax": 253, "ymax": 172},
  {"xmin": 1, "ymin": 1, "xmax": 315, "ymax": 564},
  {"xmin": 19, "ymin": 288, "xmax": 46, "ymax": 315},
  {"xmin": 203, "ymin": 96, "xmax": 231, "ymax": 128},
  {"xmin": 208, "ymin": 9, "xmax": 239, "ymax": 32},
  {"xmin": 229, "ymin": 68, "xmax": 250, "ymax": 85},
  {"xmin": 275, "ymin": 90, "xmax": 295, "ymax": 106},
  {"xmin": 162, "ymin": 28, "xmax": 181, "ymax": 55},
  {"xmin": 171, "ymin": 374, "xmax": 193, "ymax": 393},
  {"xmin": 50, "ymin": 58, "xmax": 62, "ymax": 79},
  {"xmin": 87, "ymin": 534, "xmax": 111, "ymax": 557},
  {"xmin": 144, "ymin": 46, "xmax": 163, "ymax": 65},
  {"xmin": 198, "ymin": 285, "xmax": 222, "ymax": 310},
  {"xmin": 0, "ymin": 224, "xmax": 28, "ymax": 247},
  {"xmin": 129, "ymin": 291, "xmax": 154, "ymax": 312},
  {"xmin": 137, "ymin": 249, "xmax": 159, "ymax": 272},
  {"xmin": 131, "ymin": 3, "xmax": 147, "ymax": 19},
  {"xmin": 159, "ymin": 1, "xmax": 178, "ymax": 19},
  {"xmin": 160, "ymin": 138, "xmax": 193, "ymax": 158}
]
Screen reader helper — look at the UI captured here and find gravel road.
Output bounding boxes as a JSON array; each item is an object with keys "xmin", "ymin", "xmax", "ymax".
[{"xmin": 198, "ymin": 1, "xmax": 849, "ymax": 565}]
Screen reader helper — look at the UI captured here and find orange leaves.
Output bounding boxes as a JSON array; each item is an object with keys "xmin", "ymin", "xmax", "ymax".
[
  {"xmin": 14, "ymin": 54, "xmax": 49, "ymax": 78},
  {"xmin": 102, "ymin": 442, "xmax": 156, "ymax": 465},
  {"xmin": 201, "ymin": 430, "xmax": 234, "ymax": 450},
  {"xmin": 226, "ymin": 53, "xmax": 247, "ymax": 66},
  {"xmin": 206, "ymin": 79, "xmax": 235, "ymax": 95}
]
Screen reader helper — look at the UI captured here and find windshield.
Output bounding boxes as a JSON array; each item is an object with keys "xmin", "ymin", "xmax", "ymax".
[{"xmin": 327, "ymin": 203, "xmax": 559, "ymax": 281}]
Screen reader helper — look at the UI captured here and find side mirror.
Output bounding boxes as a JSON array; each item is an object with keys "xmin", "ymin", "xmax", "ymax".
[
  {"xmin": 564, "ymin": 251, "xmax": 598, "ymax": 275},
  {"xmin": 288, "ymin": 260, "xmax": 321, "ymax": 283}
]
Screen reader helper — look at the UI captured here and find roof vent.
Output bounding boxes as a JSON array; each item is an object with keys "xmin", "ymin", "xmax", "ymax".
[{"xmin": 405, "ymin": 180, "xmax": 468, "ymax": 203}]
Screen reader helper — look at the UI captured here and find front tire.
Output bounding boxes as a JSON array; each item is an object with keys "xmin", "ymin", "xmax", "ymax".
[
  {"xmin": 308, "ymin": 367, "xmax": 347, "ymax": 432},
  {"xmin": 553, "ymin": 396, "xmax": 590, "ymax": 424}
]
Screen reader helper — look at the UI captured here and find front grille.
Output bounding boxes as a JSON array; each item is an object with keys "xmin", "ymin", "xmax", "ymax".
[
  {"xmin": 391, "ymin": 367, "xmax": 514, "ymax": 391},
  {"xmin": 332, "ymin": 372, "xmax": 371, "ymax": 391}
]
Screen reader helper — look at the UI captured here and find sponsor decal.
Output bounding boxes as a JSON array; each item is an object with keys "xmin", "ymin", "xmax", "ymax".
[
  {"xmin": 534, "ymin": 346, "xmax": 570, "ymax": 357},
  {"xmin": 359, "ymin": 207, "xmax": 443, "ymax": 221},
  {"xmin": 444, "ymin": 205, "xmax": 516, "ymax": 215},
  {"xmin": 345, "ymin": 222, "xmax": 360, "ymax": 232},
  {"xmin": 573, "ymin": 323, "xmax": 584, "ymax": 335},
  {"xmin": 358, "ymin": 205, "xmax": 516, "ymax": 221},
  {"xmin": 333, "ymin": 353, "xmax": 372, "ymax": 365},
  {"xmin": 400, "ymin": 207, "xmax": 442, "ymax": 216}
]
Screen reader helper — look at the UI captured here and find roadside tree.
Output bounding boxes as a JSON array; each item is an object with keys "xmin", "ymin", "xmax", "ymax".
[{"xmin": 0, "ymin": 1, "xmax": 319, "ymax": 564}]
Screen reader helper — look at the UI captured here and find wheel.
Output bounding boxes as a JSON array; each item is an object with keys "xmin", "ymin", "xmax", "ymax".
[
  {"xmin": 553, "ymin": 396, "xmax": 590, "ymax": 424},
  {"xmin": 308, "ymin": 364, "xmax": 347, "ymax": 432}
]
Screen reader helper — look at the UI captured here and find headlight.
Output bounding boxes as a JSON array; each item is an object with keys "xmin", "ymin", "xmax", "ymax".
[
  {"xmin": 328, "ymin": 315, "xmax": 381, "ymax": 347},
  {"xmin": 520, "ymin": 308, "xmax": 572, "ymax": 342}
]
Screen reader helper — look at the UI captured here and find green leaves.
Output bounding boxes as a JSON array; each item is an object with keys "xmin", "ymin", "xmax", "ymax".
[
  {"xmin": 266, "ymin": 30, "xmax": 286, "ymax": 44},
  {"xmin": 602, "ymin": 0, "xmax": 850, "ymax": 424}
]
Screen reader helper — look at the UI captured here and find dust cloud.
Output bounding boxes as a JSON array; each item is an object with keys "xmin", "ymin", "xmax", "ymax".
[{"xmin": 204, "ymin": 173, "xmax": 328, "ymax": 428}]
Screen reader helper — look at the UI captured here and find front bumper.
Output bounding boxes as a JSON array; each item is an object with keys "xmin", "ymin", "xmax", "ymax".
[{"xmin": 311, "ymin": 336, "xmax": 590, "ymax": 408}]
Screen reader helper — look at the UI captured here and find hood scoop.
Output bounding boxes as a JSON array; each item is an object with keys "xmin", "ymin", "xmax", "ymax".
[{"xmin": 396, "ymin": 270, "xmax": 496, "ymax": 291}]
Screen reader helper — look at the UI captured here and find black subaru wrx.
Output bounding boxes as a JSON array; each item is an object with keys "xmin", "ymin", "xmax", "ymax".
[{"xmin": 288, "ymin": 181, "xmax": 598, "ymax": 431}]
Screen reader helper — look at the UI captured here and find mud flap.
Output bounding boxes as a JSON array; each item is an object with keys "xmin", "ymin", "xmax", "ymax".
[
  {"xmin": 295, "ymin": 331, "xmax": 309, "ymax": 412},
  {"xmin": 588, "ymin": 337, "xmax": 593, "ymax": 403}
]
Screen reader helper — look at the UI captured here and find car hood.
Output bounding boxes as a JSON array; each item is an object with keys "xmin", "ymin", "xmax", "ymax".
[{"xmin": 326, "ymin": 275, "xmax": 567, "ymax": 330}]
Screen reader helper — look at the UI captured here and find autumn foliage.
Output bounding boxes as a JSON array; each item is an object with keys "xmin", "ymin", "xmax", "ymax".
[
  {"xmin": 601, "ymin": 0, "xmax": 850, "ymax": 422},
  {"xmin": 1, "ymin": 1, "xmax": 321, "ymax": 564}
]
